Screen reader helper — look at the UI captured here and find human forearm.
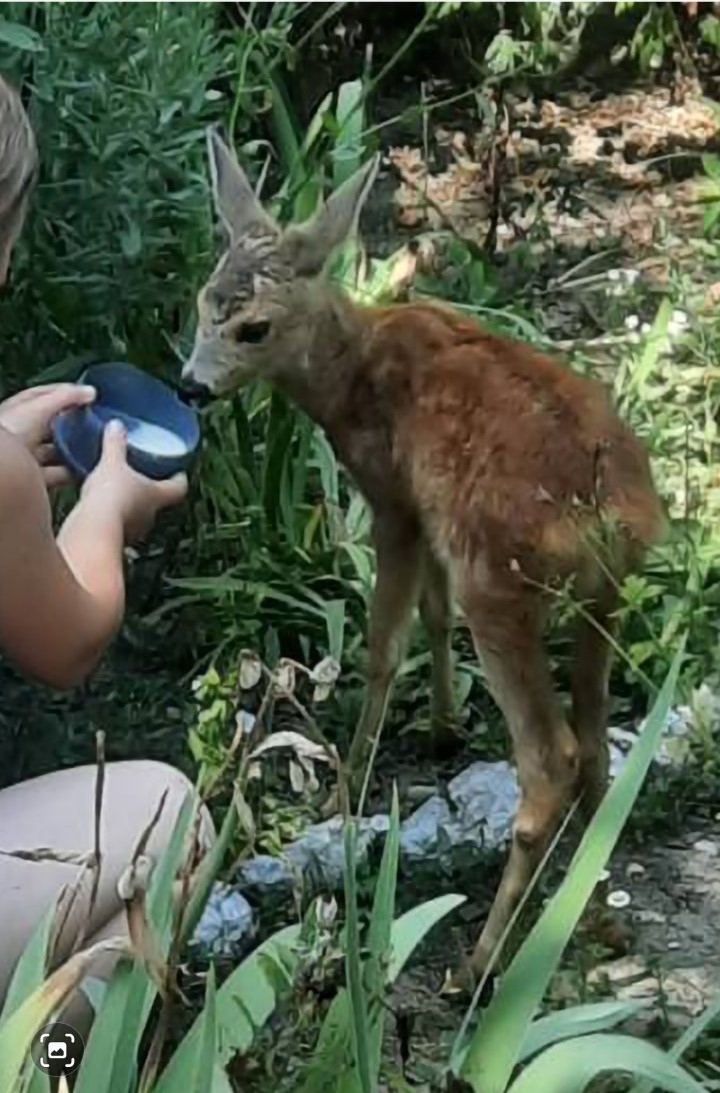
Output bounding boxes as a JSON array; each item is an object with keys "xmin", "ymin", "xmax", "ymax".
[{"xmin": 55, "ymin": 494, "xmax": 127, "ymax": 673}]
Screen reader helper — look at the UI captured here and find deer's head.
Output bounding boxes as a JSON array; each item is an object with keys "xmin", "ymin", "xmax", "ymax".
[{"xmin": 182, "ymin": 129, "xmax": 378, "ymax": 399}]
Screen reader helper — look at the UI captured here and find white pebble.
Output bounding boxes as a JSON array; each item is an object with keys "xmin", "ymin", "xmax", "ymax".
[{"xmin": 606, "ymin": 889, "xmax": 631, "ymax": 909}]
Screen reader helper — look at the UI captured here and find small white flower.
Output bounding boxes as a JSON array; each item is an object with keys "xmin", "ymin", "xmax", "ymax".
[
  {"xmin": 671, "ymin": 309, "xmax": 688, "ymax": 326},
  {"xmin": 608, "ymin": 269, "xmax": 621, "ymax": 282},
  {"xmin": 606, "ymin": 889, "xmax": 631, "ymax": 909},
  {"xmin": 625, "ymin": 315, "xmax": 639, "ymax": 330},
  {"xmin": 629, "ymin": 332, "xmax": 641, "ymax": 344},
  {"xmin": 624, "ymin": 269, "xmax": 640, "ymax": 285},
  {"xmin": 641, "ymin": 322, "xmax": 651, "ymax": 334},
  {"xmin": 598, "ymin": 869, "xmax": 611, "ymax": 883},
  {"xmin": 626, "ymin": 861, "xmax": 645, "ymax": 878}
]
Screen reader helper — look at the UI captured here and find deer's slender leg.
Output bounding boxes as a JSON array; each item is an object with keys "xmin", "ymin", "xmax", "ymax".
[
  {"xmin": 457, "ymin": 581, "xmax": 580, "ymax": 978},
  {"xmin": 344, "ymin": 516, "xmax": 423, "ymax": 799},
  {"xmin": 419, "ymin": 550, "xmax": 460, "ymax": 754},
  {"xmin": 571, "ymin": 581, "xmax": 619, "ymax": 821}
]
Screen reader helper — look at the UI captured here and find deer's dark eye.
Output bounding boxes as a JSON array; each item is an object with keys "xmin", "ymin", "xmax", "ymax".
[{"xmin": 236, "ymin": 320, "xmax": 271, "ymax": 344}]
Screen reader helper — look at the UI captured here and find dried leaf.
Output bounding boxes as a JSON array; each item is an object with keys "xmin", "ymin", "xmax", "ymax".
[
  {"xmin": 289, "ymin": 759, "xmax": 305, "ymax": 794},
  {"xmin": 0, "ymin": 847, "xmax": 93, "ymax": 866},
  {"xmin": 310, "ymin": 656, "xmax": 341, "ymax": 685},
  {"xmin": 250, "ymin": 731, "xmax": 334, "ymax": 766},
  {"xmin": 274, "ymin": 659, "xmax": 296, "ymax": 696},
  {"xmin": 239, "ymin": 649, "xmax": 262, "ymax": 690},
  {"xmin": 297, "ymin": 754, "xmax": 320, "ymax": 793},
  {"xmin": 312, "ymin": 682, "xmax": 333, "ymax": 704},
  {"xmin": 119, "ymin": 854, "xmax": 169, "ymax": 998}
]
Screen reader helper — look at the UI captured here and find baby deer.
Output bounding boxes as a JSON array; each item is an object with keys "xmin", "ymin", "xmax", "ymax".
[{"xmin": 183, "ymin": 131, "xmax": 665, "ymax": 977}]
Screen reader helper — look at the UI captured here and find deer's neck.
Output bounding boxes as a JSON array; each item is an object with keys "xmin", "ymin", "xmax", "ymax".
[{"xmin": 274, "ymin": 288, "xmax": 374, "ymax": 435}]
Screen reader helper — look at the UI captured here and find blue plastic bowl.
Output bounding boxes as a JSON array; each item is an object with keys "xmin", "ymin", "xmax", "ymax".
[{"xmin": 53, "ymin": 362, "xmax": 200, "ymax": 482}]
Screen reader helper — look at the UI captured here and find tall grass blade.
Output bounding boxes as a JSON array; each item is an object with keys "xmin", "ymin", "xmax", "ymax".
[
  {"xmin": 460, "ymin": 646, "xmax": 684, "ymax": 1093},
  {"xmin": 343, "ymin": 820, "xmax": 373, "ymax": 1093}
]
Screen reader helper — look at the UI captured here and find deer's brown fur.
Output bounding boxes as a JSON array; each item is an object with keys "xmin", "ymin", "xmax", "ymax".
[{"xmin": 183, "ymin": 134, "xmax": 665, "ymax": 978}]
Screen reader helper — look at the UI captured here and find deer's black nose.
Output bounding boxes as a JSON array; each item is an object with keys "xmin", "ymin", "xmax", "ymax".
[{"xmin": 179, "ymin": 377, "xmax": 213, "ymax": 408}]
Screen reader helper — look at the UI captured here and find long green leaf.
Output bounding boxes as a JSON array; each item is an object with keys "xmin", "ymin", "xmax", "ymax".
[
  {"xmin": 364, "ymin": 788, "xmax": 400, "ymax": 1086},
  {"xmin": 74, "ymin": 793, "xmax": 196, "ymax": 1093},
  {"xmin": 180, "ymin": 800, "xmax": 238, "ymax": 947},
  {"xmin": 506, "ymin": 1033, "xmax": 707, "ymax": 1093},
  {"xmin": 629, "ymin": 298, "xmax": 672, "ymax": 395},
  {"xmin": 460, "ymin": 647, "xmax": 684, "ymax": 1093},
  {"xmin": 343, "ymin": 821, "xmax": 373, "ymax": 1093},
  {"xmin": 189, "ymin": 965, "xmax": 217, "ymax": 1093}
]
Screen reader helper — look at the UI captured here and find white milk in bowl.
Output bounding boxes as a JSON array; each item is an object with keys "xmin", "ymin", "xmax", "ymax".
[{"xmin": 128, "ymin": 419, "xmax": 187, "ymax": 457}]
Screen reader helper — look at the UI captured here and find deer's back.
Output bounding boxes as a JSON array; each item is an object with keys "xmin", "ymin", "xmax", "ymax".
[{"xmin": 355, "ymin": 302, "xmax": 664, "ymax": 583}]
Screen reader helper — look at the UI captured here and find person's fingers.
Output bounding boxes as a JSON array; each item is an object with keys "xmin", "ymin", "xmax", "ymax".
[
  {"xmin": 155, "ymin": 472, "xmax": 188, "ymax": 508},
  {"xmin": 36, "ymin": 442, "xmax": 58, "ymax": 466},
  {"xmin": 42, "ymin": 465, "xmax": 73, "ymax": 489},
  {"xmin": 99, "ymin": 419, "xmax": 128, "ymax": 467},
  {"xmin": 31, "ymin": 383, "xmax": 96, "ymax": 417}
]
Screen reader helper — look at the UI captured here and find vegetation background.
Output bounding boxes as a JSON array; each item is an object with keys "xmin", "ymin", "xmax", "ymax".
[{"xmin": 0, "ymin": 2, "xmax": 719, "ymax": 1091}]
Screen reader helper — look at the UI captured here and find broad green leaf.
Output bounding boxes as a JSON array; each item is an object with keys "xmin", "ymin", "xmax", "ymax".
[
  {"xmin": 388, "ymin": 894, "xmax": 466, "ymax": 981},
  {"xmin": 324, "ymin": 599, "xmax": 346, "ymax": 663},
  {"xmin": 0, "ymin": 939, "xmax": 126, "ymax": 1092},
  {"xmin": 0, "ymin": 18, "xmax": 43, "ymax": 51},
  {"xmin": 300, "ymin": 888, "xmax": 466, "ymax": 1093},
  {"xmin": 333, "ymin": 78, "xmax": 365, "ymax": 188},
  {"xmin": 453, "ymin": 999, "xmax": 650, "ymax": 1073},
  {"xmin": 518, "ymin": 1000, "xmax": 649, "ymax": 1063},
  {"xmin": 156, "ymin": 925, "xmax": 300, "ymax": 1090},
  {"xmin": 0, "ymin": 903, "xmax": 55, "ymax": 1022},
  {"xmin": 507, "ymin": 1033, "xmax": 707, "ymax": 1093},
  {"xmin": 460, "ymin": 648, "xmax": 683, "ymax": 1093},
  {"xmin": 630, "ymin": 988, "xmax": 720, "ymax": 1093}
]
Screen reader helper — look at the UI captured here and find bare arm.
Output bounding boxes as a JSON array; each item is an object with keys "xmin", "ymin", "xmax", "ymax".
[{"xmin": 0, "ymin": 427, "xmax": 125, "ymax": 688}]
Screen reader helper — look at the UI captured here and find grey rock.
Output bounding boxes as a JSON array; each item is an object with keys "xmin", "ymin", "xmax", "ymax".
[
  {"xmin": 399, "ymin": 760, "xmax": 519, "ymax": 873},
  {"xmin": 191, "ymin": 882, "xmax": 255, "ymax": 959},
  {"xmin": 237, "ymin": 813, "xmax": 390, "ymax": 900}
]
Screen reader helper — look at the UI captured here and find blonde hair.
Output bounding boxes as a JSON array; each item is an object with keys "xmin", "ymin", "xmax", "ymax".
[{"xmin": 0, "ymin": 75, "xmax": 37, "ymax": 226}]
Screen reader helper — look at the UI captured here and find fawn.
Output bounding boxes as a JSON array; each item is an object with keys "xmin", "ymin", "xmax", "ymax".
[{"xmin": 182, "ymin": 130, "xmax": 665, "ymax": 978}]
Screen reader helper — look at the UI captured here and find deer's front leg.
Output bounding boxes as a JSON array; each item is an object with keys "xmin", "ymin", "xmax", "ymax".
[
  {"xmin": 344, "ymin": 517, "xmax": 423, "ymax": 803},
  {"xmin": 419, "ymin": 550, "xmax": 462, "ymax": 757}
]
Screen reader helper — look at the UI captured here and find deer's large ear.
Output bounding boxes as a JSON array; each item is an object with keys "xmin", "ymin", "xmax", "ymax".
[
  {"xmin": 281, "ymin": 154, "xmax": 379, "ymax": 276},
  {"xmin": 206, "ymin": 127, "xmax": 278, "ymax": 241}
]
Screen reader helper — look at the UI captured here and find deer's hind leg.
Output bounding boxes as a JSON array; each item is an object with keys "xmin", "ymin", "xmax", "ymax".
[
  {"xmin": 456, "ymin": 577, "xmax": 580, "ymax": 978},
  {"xmin": 419, "ymin": 549, "xmax": 462, "ymax": 757},
  {"xmin": 571, "ymin": 578, "xmax": 619, "ymax": 820},
  {"xmin": 342, "ymin": 514, "xmax": 424, "ymax": 802}
]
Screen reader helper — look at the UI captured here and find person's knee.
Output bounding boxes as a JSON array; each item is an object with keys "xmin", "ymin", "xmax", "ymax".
[{"xmin": 109, "ymin": 760, "xmax": 215, "ymax": 860}]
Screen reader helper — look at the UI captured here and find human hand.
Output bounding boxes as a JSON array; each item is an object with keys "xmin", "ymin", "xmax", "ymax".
[
  {"xmin": 0, "ymin": 382, "xmax": 96, "ymax": 488},
  {"xmin": 81, "ymin": 419, "xmax": 188, "ymax": 542}
]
